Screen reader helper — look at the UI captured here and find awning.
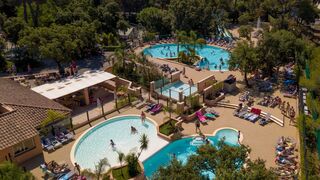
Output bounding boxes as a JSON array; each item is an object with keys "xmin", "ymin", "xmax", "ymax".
[{"xmin": 32, "ymin": 70, "xmax": 116, "ymax": 99}]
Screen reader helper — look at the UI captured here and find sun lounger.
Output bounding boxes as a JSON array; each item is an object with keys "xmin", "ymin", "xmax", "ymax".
[
  {"xmin": 41, "ymin": 138, "xmax": 55, "ymax": 152},
  {"xmin": 259, "ymin": 113, "xmax": 271, "ymax": 126},
  {"xmin": 244, "ymin": 108, "xmax": 258, "ymax": 119},
  {"xmin": 248, "ymin": 109, "xmax": 261, "ymax": 122},
  {"xmin": 204, "ymin": 112, "xmax": 215, "ymax": 119},
  {"xmin": 56, "ymin": 134, "xmax": 68, "ymax": 144},
  {"xmin": 151, "ymin": 104, "xmax": 162, "ymax": 114},
  {"xmin": 48, "ymin": 137, "xmax": 63, "ymax": 149},
  {"xmin": 237, "ymin": 106, "xmax": 249, "ymax": 118},
  {"xmin": 196, "ymin": 111, "xmax": 208, "ymax": 123},
  {"xmin": 206, "ymin": 108, "xmax": 220, "ymax": 116},
  {"xmin": 145, "ymin": 103, "xmax": 156, "ymax": 112}
]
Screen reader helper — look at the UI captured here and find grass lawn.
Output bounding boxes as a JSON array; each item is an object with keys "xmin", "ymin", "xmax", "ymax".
[
  {"xmin": 159, "ymin": 119, "xmax": 178, "ymax": 136},
  {"xmin": 112, "ymin": 165, "xmax": 141, "ymax": 180}
]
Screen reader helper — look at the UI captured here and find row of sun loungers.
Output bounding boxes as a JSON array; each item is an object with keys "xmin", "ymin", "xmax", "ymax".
[
  {"xmin": 233, "ymin": 105, "xmax": 271, "ymax": 126},
  {"xmin": 145, "ymin": 103, "xmax": 163, "ymax": 115},
  {"xmin": 274, "ymin": 137, "xmax": 298, "ymax": 178},
  {"xmin": 41, "ymin": 128, "xmax": 74, "ymax": 152},
  {"xmin": 196, "ymin": 108, "xmax": 220, "ymax": 123}
]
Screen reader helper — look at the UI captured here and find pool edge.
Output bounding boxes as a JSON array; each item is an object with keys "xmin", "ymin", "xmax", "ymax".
[{"xmin": 70, "ymin": 114, "xmax": 162, "ymax": 171}]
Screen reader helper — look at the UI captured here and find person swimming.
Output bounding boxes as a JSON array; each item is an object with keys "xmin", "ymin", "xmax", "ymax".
[
  {"xmin": 131, "ymin": 126, "xmax": 137, "ymax": 134},
  {"xmin": 110, "ymin": 139, "xmax": 115, "ymax": 147}
]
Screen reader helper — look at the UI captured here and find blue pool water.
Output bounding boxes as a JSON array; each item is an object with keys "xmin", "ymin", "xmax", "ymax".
[
  {"xmin": 156, "ymin": 81, "xmax": 197, "ymax": 101},
  {"xmin": 143, "ymin": 44, "xmax": 230, "ymax": 71},
  {"xmin": 73, "ymin": 115, "xmax": 168, "ymax": 170},
  {"xmin": 143, "ymin": 128, "xmax": 239, "ymax": 179}
]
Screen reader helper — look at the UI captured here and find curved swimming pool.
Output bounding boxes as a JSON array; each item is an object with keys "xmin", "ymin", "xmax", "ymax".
[
  {"xmin": 71, "ymin": 115, "xmax": 168, "ymax": 171},
  {"xmin": 143, "ymin": 44, "xmax": 230, "ymax": 71},
  {"xmin": 143, "ymin": 128, "xmax": 239, "ymax": 178}
]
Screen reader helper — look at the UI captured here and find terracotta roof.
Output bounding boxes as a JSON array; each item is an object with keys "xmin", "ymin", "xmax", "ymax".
[
  {"xmin": 0, "ymin": 78, "xmax": 70, "ymax": 111},
  {"xmin": 0, "ymin": 78, "xmax": 71, "ymax": 150}
]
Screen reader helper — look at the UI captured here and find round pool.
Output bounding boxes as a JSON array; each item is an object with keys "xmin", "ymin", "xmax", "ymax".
[
  {"xmin": 143, "ymin": 44, "xmax": 230, "ymax": 71},
  {"xmin": 71, "ymin": 115, "xmax": 168, "ymax": 171},
  {"xmin": 143, "ymin": 128, "xmax": 239, "ymax": 178}
]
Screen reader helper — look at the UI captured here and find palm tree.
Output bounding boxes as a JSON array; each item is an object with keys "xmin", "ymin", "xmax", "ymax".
[
  {"xmin": 117, "ymin": 152, "xmax": 125, "ymax": 177},
  {"xmin": 137, "ymin": 134, "xmax": 149, "ymax": 158},
  {"xmin": 81, "ymin": 158, "xmax": 110, "ymax": 180},
  {"xmin": 114, "ymin": 48, "xmax": 126, "ymax": 68},
  {"xmin": 176, "ymin": 31, "xmax": 187, "ymax": 62},
  {"xmin": 186, "ymin": 31, "xmax": 206, "ymax": 64}
]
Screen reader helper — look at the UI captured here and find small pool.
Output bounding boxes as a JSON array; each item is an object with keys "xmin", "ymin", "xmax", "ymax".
[
  {"xmin": 143, "ymin": 128, "xmax": 239, "ymax": 179},
  {"xmin": 156, "ymin": 81, "xmax": 197, "ymax": 101},
  {"xmin": 143, "ymin": 44, "xmax": 230, "ymax": 71},
  {"xmin": 71, "ymin": 115, "xmax": 168, "ymax": 171}
]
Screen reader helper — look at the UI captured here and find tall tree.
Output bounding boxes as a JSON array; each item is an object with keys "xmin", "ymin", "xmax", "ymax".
[
  {"xmin": 229, "ymin": 40, "xmax": 257, "ymax": 87},
  {"xmin": 153, "ymin": 141, "xmax": 277, "ymax": 179}
]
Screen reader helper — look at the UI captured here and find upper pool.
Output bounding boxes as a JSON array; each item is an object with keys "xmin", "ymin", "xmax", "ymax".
[
  {"xmin": 71, "ymin": 115, "xmax": 168, "ymax": 171},
  {"xmin": 143, "ymin": 128, "xmax": 239, "ymax": 179},
  {"xmin": 143, "ymin": 44, "xmax": 230, "ymax": 71}
]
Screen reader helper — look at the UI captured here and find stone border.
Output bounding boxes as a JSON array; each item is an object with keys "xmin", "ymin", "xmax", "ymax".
[
  {"xmin": 70, "ymin": 114, "xmax": 161, "ymax": 172},
  {"xmin": 213, "ymin": 127, "xmax": 243, "ymax": 144}
]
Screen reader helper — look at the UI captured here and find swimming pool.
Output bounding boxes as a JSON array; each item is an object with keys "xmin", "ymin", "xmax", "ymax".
[
  {"xmin": 143, "ymin": 44, "xmax": 230, "ymax": 71},
  {"xmin": 143, "ymin": 128, "xmax": 239, "ymax": 179},
  {"xmin": 156, "ymin": 81, "xmax": 197, "ymax": 101},
  {"xmin": 71, "ymin": 115, "xmax": 168, "ymax": 171}
]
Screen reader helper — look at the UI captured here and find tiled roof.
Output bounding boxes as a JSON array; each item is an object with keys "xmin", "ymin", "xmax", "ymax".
[
  {"xmin": 0, "ymin": 78, "xmax": 71, "ymax": 150},
  {"xmin": 0, "ymin": 78, "xmax": 70, "ymax": 111}
]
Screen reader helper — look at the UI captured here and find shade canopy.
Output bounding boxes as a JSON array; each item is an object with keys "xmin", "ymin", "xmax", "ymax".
[{"xmin": 32, "ymin": 70, "xmax": 116, "ymax": 100}]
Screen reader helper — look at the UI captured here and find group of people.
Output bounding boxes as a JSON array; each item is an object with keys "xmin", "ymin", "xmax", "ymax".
[
  {"xmin": 159, "ymin": 45, "xmax": 177, "ymax": 58},
  {"xmin": 258, "ymin": 96, "xmax": 282, "ymax": 108},
  {"xmin": 64, "ymin": 60, "xmax": 78, "ymax": 77},
  {"xmin": 279, "ymin": 101, "xmax": 296, "ymax": 124},
  {"xmin": 274, "ymin": 136, "xmax": 298, "ymax": 178}
]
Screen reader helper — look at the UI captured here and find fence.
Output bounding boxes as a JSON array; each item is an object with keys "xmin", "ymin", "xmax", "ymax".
[
  {"xmin": 70, "ymin": 94, "xmax": 133, "ymax": 131},
  {"xmin": 154, "ymin": 77, "xmax": 170, "ymax": 90}
]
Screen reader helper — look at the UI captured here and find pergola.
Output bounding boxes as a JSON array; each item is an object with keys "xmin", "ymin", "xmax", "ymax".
[{"xmin": 32, "ymin": 70, "xmax": 116, "ymax": 105}]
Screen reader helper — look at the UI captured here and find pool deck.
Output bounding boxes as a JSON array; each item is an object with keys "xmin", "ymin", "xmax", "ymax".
[{"xmin": 25, "ymin": 45, "xmax": 298, "ymax": 179}]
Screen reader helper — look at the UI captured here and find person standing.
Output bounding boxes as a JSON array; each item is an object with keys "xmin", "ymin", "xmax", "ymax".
[
  {"xmin": 141, "ymin": 111, "xmax": 146, "ymax": 123},
  {"xmin": 238, "ymin": 130, "xmax": 241, "ymax": 144},
  {"xmin": 286, "ymin": 102, "xmax": 290, "ymax": 116},
  {"xmin": 195, "ymin": 120, "xmax": 200, "ymax": 133},
  {"xmin": 74, "ymin": 162, "xmax": 81, "ymax": 175}
]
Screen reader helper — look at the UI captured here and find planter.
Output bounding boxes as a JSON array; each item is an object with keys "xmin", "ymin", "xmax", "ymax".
[
  {"xmin": 157, "ymin": 118, "xmax": 183, "ymax": 141},
  {"xmin": 181, "ymin": 106, "xmax": 204, "ymax": 122},
  {"xmin": 204, "ymin": 93, "xmax": 225, "ymax": 106}
]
